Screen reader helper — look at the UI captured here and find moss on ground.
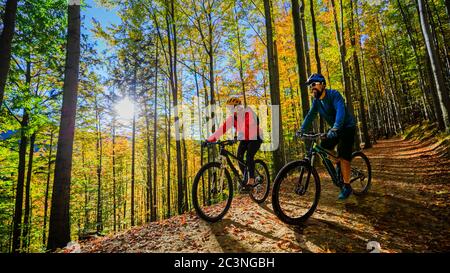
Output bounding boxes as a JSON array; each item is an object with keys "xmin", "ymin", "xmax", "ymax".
[{"xmin": 403, "ymin": 121, "xmax": 450, "ymax": 143}]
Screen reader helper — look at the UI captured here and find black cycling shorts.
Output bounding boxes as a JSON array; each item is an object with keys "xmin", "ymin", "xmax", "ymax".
[
  {"xmin": 237, "ymin": 139, "xmax": 262, "ymax": 178},
  {"xmin": 321, "ymin": 126, "xmax": 356, "ymax": 161}
]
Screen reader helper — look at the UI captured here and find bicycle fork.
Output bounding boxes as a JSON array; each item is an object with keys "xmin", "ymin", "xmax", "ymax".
[
  {"xmin": 295, "ymin": 156, "xmax": 314, "ymax": 195},
  {"xmin": 215, "ymin": 155, "xmax": 227, "ymax": 195}
]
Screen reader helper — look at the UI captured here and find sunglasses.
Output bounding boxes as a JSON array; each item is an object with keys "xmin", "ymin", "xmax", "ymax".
[{"xmin": 309, "ymin": 82, "xmax": 322, "ymax": 88}]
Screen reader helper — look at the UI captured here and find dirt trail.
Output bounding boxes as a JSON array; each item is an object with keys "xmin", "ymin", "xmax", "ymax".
[{"xmin": 79, "ymin": 137, "xmax": 450, "ymax": 253}]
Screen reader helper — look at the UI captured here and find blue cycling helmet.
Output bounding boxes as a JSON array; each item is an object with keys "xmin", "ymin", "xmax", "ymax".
[{"xmin": 304, "ymin": 73, "xmax": 326, "ymax": 86}]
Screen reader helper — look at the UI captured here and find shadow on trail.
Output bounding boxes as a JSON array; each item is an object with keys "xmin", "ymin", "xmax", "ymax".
[
  {"xmin": 272, "ymin": 174, "xmax": 450, "ymax": 252},
  {"xmin": 209, "ymin": 218, "xmax": 280, "ymax": 252},
  {"xmin": 342, "ymin": 192, "xmax": 450, "ymax": 252},
  {"xmin": 287, "ymin": 217, "xmax": 371, "ymax": 252},
  {"xmin": 258, "ymin": 201, "xmax": 274, "ymax": 215}
]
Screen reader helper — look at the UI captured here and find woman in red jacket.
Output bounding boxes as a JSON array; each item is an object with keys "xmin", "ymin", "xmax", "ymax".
[{"xmin": 206, "ymin": 97, "xmax": 263, "ymax": 190}]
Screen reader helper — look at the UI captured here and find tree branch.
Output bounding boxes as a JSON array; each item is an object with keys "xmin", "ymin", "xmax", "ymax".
[
  {"xmin": 3, "ymin": 102, "xmax": 22, "ymax": 124},
  {"xmin": 177, "ymin": 59, "xmax": 211, "ymax": 83},
  {"xmin": 11, "ymin": 56, "xmax": 26, "ymax": 73}
]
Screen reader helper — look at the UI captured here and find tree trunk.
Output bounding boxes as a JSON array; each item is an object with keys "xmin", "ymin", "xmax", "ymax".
[
  {"xmin": 385, "ymin": 38, "xmax": 404, "ymax": 133},
  {"xmin": 170, "ymin": 0, "xmax": 183, "ymax": 215},
  {"xmin": 81, "ymin": 144, "xmax": 89, "ymax": 231},
  {"xmin": 42, "ymin": 130, "xmax": 54, "ymax": 246},
  {"xmin": 291, "ymin": 0, "xmax": 310, "ymax": 119},
  {"xmin": 12, "ymin": 111, "xmax": 28, "ymax": 253},
  {"xmin": 0, "ymin": 0, "xmax": 18, "ymax": 109},
  {"xmin": 22, "ymin": 132, "xmax": 36, "ymax": 251},
  {"xmin": 130, "ymin": 108, "xmax": 136, "ymax": 226},
  {"xmin": 165, "ymin": 0, "xmax": 183, "ymax": 215},
  {"xmin": 122, "ymin": 173, "xmax": 127, "ymax": 230},
  {"xmin": 234, "ymin": 4, "xmax": 247, "ymax": 106},
  {"xmin": 360, "ymin": 43, "xmax": 377, "ymax": 139},
  {"xmin": 145, "ymin": 104, "xmax": 153, "ymax": 223},
  {"xmin": 12, "ymin": 58, "xmax": 32, "ymax": 253},
  {"xmin": 374, "ymin": 94, "xmax": 382, "ymax": 137},
  {"xmin": 190, "ymin": 42, "xmax": 207, "ymax": 208},
  {"xmin": 330, "ymin": 0, "xmax": 355, "ymax": 116},
  {"xmin": 376, "ymin": 15, "xmax": 402, "ymax": 133},
  {"xmin": 309, "ymin": 0, "xmax": 321, "ymax": 73},
  {"xmin": 165, "ymin": 82, "xmax": 171, "ymax": 218},
  {"xmin": 95, "ymin": 97, "xmax": 103, "ymax": 232},
  {"xmin": 152, "ymin": 41, "xmax": 158, "ymax": 221},
  {"xmin": 417, "ymin": 0, "xmax": 450, "ymax": 131},
  {"xmin": 428, "ymin": 0, "xmax": 450, "ymax": 83},
  {"xmin": 207, "ymin": 10, "xmax": 218, "ymax": 177},
  {"xmin": 300, "ymin": 0, "xmax": 311, "ymax": 76},
  {"xmin": 47, "ymin": 3, "xmax": 80, "ymax": 251},
  {"xmin": 396, "ymin": 0, "xmax": 432, "ymax": 122},
  {"xmin": 349, "ymin": 0, "xmax": 371, "ymax": 148},
  {"xmin": 446, "ymin": 0, "xmax": 450, "ymax": 24},
  {"xmin": 130, "ymin": 60, "xmax": 138, "ymax": 227},
  {"xmin": 182, "ymin": 138, "xmax": 188, "ymax": 211},
  {"xmin": 410, "ymin": 2, "xmax": 439, "ymax": 122},
  {"xmin": 111, "ymin": 96, "xmax": 117, "ymax": 232},
  {"xmin": 264, "ymin": 0, "xmax": 285, "ymax": 173},
  {"xmin": 425, "ymin": 50, "xmax": 445, "ymax": 125}
]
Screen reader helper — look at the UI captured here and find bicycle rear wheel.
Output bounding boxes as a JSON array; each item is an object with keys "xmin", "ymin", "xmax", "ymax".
[
  {"xmin": 249, "ymin": 159, "xmax": 271, "ymax": 203},
  {"xmin": 350, "ymin": 151, "xmax": 372, "ymax": 195},
  {"xmin": 272, "ymin": 160, "xmax": 320, "ymax": 225},
  {"xmin": 192, "ymin": 162, "xmax": 233, "ymax": 222}
]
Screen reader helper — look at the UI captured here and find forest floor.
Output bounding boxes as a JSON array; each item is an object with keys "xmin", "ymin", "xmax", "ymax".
[{"xmin": 77, "ymin": 135, "xmax": 450, "ymax": 253}]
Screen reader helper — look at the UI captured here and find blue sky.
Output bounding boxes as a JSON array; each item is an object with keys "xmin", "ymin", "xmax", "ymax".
[
  {"xmin": 82, "ymin": 0, "xmax": 120, "ymax": 35},
  {"xmin": 81, "ymin": 0, "xmax": 120, "ymax": 78}
]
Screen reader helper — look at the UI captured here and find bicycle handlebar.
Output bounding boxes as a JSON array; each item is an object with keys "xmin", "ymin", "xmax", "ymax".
[
  {"xmin": 297, "ymin": 132, "xmax": 328, "ymax": 140},
  {"xmin": 202, "ymin": 139, "xmax": 238, "ymax": 147}
]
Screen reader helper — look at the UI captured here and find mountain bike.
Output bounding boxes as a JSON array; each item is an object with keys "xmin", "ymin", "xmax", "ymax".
[
  {"xmin": 192, "ymin": 140, "xmax": 271, "ymax": 222},
  {"xmin": 271, "ymin": 132, "xmax": 371, "ymax": 225}
]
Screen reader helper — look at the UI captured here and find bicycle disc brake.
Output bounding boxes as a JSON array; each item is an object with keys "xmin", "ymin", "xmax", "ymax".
[{"xmin": 294, "ymin": 179, "xmax": 308, "ymax": 196}]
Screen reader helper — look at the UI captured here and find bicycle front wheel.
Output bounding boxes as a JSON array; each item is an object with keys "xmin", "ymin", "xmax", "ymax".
[
  {"xmin": 272, "ymin": 160, "xmax": 320, "ymax": 225},
  {"xmin": 192, "ymin": 162, "xmax": 233, "ymax": 222}
]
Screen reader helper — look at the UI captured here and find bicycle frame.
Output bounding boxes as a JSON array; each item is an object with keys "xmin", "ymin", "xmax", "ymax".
[
  {"xmin": 305, "ymin": 140, "xmax": 343, "ymax": 188},
  {"xmin": 219, "ymin": 147, "xmax": 246, "ymax": 182},
  {"xmin": 216, "ymin": 143, "xmax": 265, "ymax": 188}
]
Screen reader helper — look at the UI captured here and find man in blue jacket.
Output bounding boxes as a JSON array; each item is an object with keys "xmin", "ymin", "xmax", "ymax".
[{"xmin": 297, "ymin": 73, "xmax": 356, "ymax": 200}]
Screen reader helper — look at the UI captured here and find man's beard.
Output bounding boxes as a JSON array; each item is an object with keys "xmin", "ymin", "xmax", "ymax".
[{"xmin": 313, "ymin": 88, "xmax": 323, "ymax": 99}]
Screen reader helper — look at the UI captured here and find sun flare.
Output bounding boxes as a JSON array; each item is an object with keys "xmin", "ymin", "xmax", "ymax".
[{"xmin": 115, "ymin": 97, "xmax": 135, "ymax": 120}]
